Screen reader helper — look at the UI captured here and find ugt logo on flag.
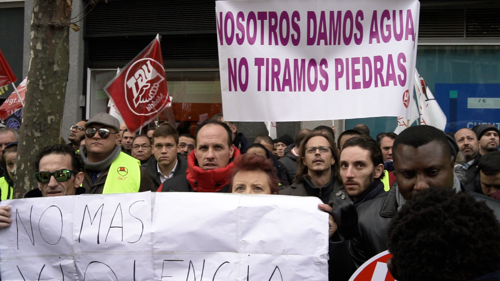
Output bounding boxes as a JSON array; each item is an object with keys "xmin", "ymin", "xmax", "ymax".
[
  {"xmin": 105, "ymin": 35, "xmax": 170, "ymax": 132},
  {"xmin": 125, "ymin": 58, "xmax": 166, "ymax": 113}
]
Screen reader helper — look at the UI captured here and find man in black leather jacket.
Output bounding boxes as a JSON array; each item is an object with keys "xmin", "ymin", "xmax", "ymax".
[
  {"xmin": 335, "ymin": 135, "xmax": 386, "ymax": 208},
  {"xmin": 343, "ymin": 125, "xmax": 500, "ymax": 268}
]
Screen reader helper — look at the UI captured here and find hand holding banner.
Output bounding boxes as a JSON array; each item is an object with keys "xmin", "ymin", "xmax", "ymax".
[{"xmin": 1, "ymin": 193, "xmax": 328, "ymax": 281}]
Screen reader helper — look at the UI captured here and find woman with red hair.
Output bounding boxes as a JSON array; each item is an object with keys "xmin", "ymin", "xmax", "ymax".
[{"xmin": 230, "ymin": 153, "xmax": 280, "ymax": 194}]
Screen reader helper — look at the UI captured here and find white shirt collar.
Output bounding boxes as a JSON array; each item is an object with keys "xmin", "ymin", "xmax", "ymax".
[{"xmin": 157, "ymin": 158, "xmax": 178, "ymax": 183}]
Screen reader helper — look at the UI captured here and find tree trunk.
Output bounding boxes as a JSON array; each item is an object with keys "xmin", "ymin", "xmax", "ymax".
[{"xmin": 13, "ymin": 0, "xmax": 72, "ymax": 198}]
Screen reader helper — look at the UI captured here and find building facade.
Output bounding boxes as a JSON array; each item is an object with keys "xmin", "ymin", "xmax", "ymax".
[{"xmin": 9, "ymin": 0, "xmax": 500, "ymax": 140}]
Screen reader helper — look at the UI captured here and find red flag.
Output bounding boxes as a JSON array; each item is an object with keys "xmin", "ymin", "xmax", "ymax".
[
  {"xmin": 0, "ymin": 77, "xmax": 27, "ymax": 121},
  {"xmin": 104, "ymin": 35, "xmax": 170, "ymax": 132},
  {"xmin": 0, "ymin": 50, "xmax": 17, "ymax": 87}
]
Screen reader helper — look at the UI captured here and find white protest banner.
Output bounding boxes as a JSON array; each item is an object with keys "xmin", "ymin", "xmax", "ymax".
[
  {"xmin": 72, "ymin": 192, "xmax": 153, "ymax": 280},
  {"xmin": 0, "ymin": 196, "xmax": 78, "ymax": 280},
  {"xmin": 1, "ymin": 192, "xmax": 328, "ymax": 281},
  {"xmin": 153, "ymin": 193, "xmax": 328, "ymax": 280},
  {"xmin": 216, "ymin": 0, "xmax": 420, "ymax": 122}
]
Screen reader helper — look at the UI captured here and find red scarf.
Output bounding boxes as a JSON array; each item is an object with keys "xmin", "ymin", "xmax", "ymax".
[{"xmin": 186, "ymin": 147, "xmax": 241, "ymax": 192}]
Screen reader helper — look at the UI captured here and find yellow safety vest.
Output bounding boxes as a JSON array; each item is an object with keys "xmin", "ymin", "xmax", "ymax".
[
  {"xmin": 102, "ymin": 152, "xmax": 141, "ymax": 194},
  {"xmin": 381, "ymin": 170, "xmax": 391, "ymax": 192},
  {"xmin": 0, "ymin": 177, "xmax": 13, "ymax": 201}
]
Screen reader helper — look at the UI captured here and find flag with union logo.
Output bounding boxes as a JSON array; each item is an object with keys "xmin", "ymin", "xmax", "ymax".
[
  {"xmin": 104, "ymin": 35, "xmax": 170, "ymax": 132},
  {"xmin": 0, "ymin": 77, "xmax": 27, "ymax": 121},
  {"xmin": 394, "ymin": 68, "xmax": 447, "ymax": 133},
  {"xmin": 0, "ymin": 50, "xmax": 16, "ymax": 88}
]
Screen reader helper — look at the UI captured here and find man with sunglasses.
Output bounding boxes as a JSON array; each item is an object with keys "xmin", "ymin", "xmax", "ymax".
[
  {"xmin": 78, "ymin": 112, "xmax": 155, "ymax": 194},
  {"xmin": 67, "ymin": 120, "xmax": 87, "ymax": 151},
  {"xmin": 177, "ymin": 133, "xmax": 195, "ymax": 158},
  {"xmin": 0, "ymin": 144, "xmax": 85, "ymax": 227}
]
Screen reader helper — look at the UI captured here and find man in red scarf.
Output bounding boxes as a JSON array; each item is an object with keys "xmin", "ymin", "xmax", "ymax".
[{"xmin": 158, "ymin": 119, "xmax": 240, "ymax": 192}]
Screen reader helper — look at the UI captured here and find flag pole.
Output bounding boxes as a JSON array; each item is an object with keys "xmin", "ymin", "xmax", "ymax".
[{"xmin": 11, "ymin": 82, "xmax": 23, "ymax": 107}]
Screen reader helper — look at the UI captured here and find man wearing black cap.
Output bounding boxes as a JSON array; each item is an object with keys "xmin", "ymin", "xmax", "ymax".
[
  {"xmin": 475, "ymin": 125, "xmax": 499, "ymax": 156},
  {"xmin": 275, "ymin": 134, "xmax": 294, "ymax": 159},
  {"xmin": 78, "ymin": 112, "xmax": 154, "ymax": 194}
]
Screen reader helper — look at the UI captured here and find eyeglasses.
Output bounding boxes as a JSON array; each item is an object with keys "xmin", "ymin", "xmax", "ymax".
[
  {"xmin": 178, "ymin": 143, "xmax": 195, "ymax": 150},
  {"xmin": 85, "ymin": 127, "xmax": 117, "ymax": 139},
  {"xmin": 133, "ymin": 144, "xmax": 151, "ymax": 149},
  {"xmin": 70, "ymin": 125, "xmax": 85, "ymax": 131},
  {"xmin": 305, "ymin": 146, "xmax": 331, "ymax": 154},
  {"xmin": 35, "ymin": 169, "xmax": 75, "ymax": 183}
]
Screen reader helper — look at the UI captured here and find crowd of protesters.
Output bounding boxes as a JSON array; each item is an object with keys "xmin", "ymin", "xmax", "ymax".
[{"xmin": 0, "ymin": 112, "xmax": 499, "ymax": 281}]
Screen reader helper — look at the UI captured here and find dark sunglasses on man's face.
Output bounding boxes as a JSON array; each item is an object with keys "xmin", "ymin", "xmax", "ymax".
[
  {"xmin": 70, "ymin": 125, "xmax": 85, "ymax": 131},
  {"xmin": 35, "ymin": 169, "xmax": 75, "ymax": 183},
  {"xmin": 85, "ymin": 127, "xmax": 117, "ymax": 139}
]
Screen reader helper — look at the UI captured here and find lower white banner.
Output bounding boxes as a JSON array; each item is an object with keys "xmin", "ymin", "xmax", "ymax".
[{"xmin": 0, "ymin": 192, "xmax": 328, "ymax": 281}]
